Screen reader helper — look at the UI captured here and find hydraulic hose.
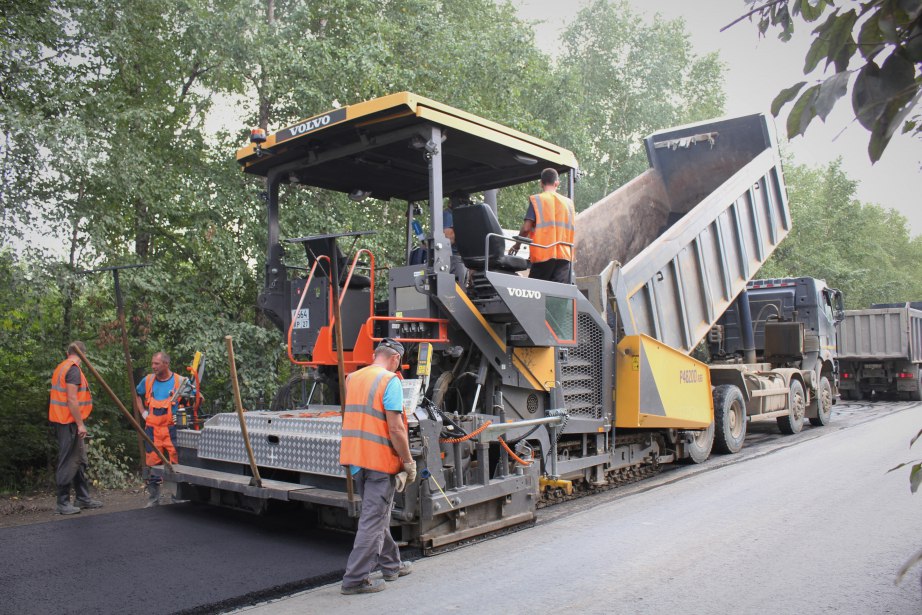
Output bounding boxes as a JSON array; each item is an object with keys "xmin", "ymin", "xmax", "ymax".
[
  {"xmin": 498, "ymin": 436, "xmax": 532, "ymax": 466},
  {"xmin": 439, "ymin": 420, "xmax": 492, "ymax": 444}
]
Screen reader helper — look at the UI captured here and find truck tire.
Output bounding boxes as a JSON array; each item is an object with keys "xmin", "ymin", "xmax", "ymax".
[
  {"xmin": 712, "ymin": 385, "xmax": 747, "ymax": 454},
  {"xmin": 909, "ymin": 375, "xmax": 922, "ymax": 403},
  {"xmin": 684, "ymin": 422, "xmax": 714, "ymax": 464},
  {"xmin": 841, "ymin": 387, "xmax": 863, "ymax": 401},
  {"xmin": 777, "ymin": 379, "xmax": 806, "ymax": 435},
  {"xmin": 809, "ymin": 376, "xmax": 833, "ymax": 426}
]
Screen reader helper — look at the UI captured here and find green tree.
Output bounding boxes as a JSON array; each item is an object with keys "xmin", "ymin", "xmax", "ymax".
[
  {"xmin": 540, "ymin": 0, "xmax": 727, "ymax": 208},
  {"xmin": 732, "ymin": 0, "xmax": 922, "ymax": 162},
  {"xmin": 759, "ymin": 156, "xmax": 922, "ymax": 306}
]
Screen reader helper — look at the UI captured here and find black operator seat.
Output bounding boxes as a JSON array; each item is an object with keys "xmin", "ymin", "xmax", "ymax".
[
  {"xmin": 453, "ymin": 203, "xmax": 529, "ymax": 273},
  {"xmin": 302, "ymin": 237, "xmax": 372, "ymax": 289}
]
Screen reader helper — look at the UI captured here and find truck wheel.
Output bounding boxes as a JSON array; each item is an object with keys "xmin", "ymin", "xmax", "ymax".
[
  {"xmin": 712, "ymin": 385, "xmax": 747, "ymax": 454},
  {"xmin": 684, "ymin": 422, "xmax": 714, "ymax": 464},
  {"xmin": 777, "ymin": 379, "xmax": 806, "ymax": 435},
  {"xmin": 809, "ymin": 376, "xmax": 833, "ymax": 426},
  {"xmin": 841, "ymin": 388, "xmax": 863, "ymax": 401},
  {"xmin": 909, "ymin": 376, "xmax": 922, "ymax": 403}
]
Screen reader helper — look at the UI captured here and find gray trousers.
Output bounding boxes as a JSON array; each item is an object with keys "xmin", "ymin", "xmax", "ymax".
[
  {"xmin": 342, "ymin": 469, "xmax": 401, "ymax": 587},
  {"xmin": 54, "ymin": 423, "xmax": 90, "ymax": 500}
]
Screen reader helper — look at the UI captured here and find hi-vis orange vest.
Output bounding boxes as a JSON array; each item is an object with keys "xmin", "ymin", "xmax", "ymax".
[
  {"xmin": 143, "ymin": 373, "xmax": 180, "ymax": 427},
  {"xmin": 49, "ymin": 358, "xmax": 93, "ymax": 424},
  {"xmin": 528, "ymin": 190, "xmax": 575, "ymax": 264},
  {"xmin": 339, "ymin": 365, "xmax": 406, "ymax": 474}
]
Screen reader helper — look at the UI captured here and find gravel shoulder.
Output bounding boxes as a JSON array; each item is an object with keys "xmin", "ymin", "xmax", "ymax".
[{"xmin": 0, "ymin": 484, "xmax": 151, "ymax": 529}]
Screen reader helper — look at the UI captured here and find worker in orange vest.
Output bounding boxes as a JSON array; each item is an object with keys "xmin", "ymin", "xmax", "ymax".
[
  {"xmin": 340, "ymin": 338, "xmax": 416, "ymax": 594},
  {"xmin": 133, "ymin": 351, "xmax": 185, "ymax": 506},
  {"xmin": 508, "ymin": 167, "xmax": 576, "ymax": 283},
  {"xmin": 49, "ymin": 341, "xmax": 103, "ymax": 515}
]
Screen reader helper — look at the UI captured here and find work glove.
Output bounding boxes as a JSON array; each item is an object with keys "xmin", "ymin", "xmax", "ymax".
[
  {"xmin": 395, "ymin": 471, "xmax": 408, "ymax": 493},
  {"xmin": 403, "ymin": 460, "xmax": 417, "ymax": 483}
]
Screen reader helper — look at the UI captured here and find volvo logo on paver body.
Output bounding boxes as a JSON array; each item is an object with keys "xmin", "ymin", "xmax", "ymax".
[
  {"xmin": 679, "ymin": 369, "xmax": 704, "ymax": 384},
  {"xmin": 507, "ymin": 287, "xmax": 542, "ymax": 300},
  {"xmin": 276, "ymin": 108, "xmax": 347, "ymax": 143}
]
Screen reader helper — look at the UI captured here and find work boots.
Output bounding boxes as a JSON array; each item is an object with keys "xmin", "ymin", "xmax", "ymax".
[
  {"xmin": 75, "ymin": 497, "xmax": 103, "ymax": 509},
  {"xmin": 73, "ymin": 473, "xmax": 103, "ymax": 509},
  {"xmin": 145, "ymin": 481, "xmax": 161, "ymax": 507},
  {"xmin": 56, "ymin": 494, "xmax": 80, "ymax": 515}
]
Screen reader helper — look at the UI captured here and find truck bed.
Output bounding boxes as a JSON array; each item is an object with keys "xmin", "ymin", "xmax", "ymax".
[
  {"xmin": 576, "ymin": 114, "xmax": 791, "ymax": 354},
  {"xmin": 837, "ymin": 307, "xmax": 922, "ymax": 362}
]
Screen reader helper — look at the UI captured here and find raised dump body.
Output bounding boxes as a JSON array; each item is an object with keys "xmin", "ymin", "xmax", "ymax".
[
  {"xmin": 837, "ymin": 304, "xmax": 922, "ymax": 400},
  {"xmin": 575, "ymin": 114, "xmax": 791, "ymax": 354}
]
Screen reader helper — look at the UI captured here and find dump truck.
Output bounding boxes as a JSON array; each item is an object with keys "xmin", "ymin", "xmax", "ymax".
[
  {"xmin": 706, "ymin": 277, "xmax": 844, "ymax": 448},
  {"xmin": 837, "ymin": 302, "xmax": 922, "ymax": 401},
  {"xmin": 154, "ymin": 93, "xmax": 792, "ymax": 551}
]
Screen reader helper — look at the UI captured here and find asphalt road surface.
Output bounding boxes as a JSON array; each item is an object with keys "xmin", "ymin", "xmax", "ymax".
[
  {"xmin": 238, "ymin": 401, "xmax": 922, "ymax": 615},
  {"xmin": 1, "ymin": 400, "xmax": 918, "ymax": 615},
  {"xmin": 0, "ymin": 503, "xmax": 354, "ymax": 615}
]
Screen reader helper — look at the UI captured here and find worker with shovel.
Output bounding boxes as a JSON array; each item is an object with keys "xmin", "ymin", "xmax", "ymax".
[
  {"xmin": 49, "ymin": 341, "xmax": 104, "ymax": 515},
  {"xmin": 134, "ymin": 351, "xmax": 188, "ymax": 506}
]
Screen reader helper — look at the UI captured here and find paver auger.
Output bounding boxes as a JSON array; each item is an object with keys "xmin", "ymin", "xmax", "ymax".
[{"xmin": 155, "ymin": 93, "xmax": 792, "ymax": 551}]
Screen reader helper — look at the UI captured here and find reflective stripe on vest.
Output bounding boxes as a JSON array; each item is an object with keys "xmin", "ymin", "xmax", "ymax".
[
  {"xmin": 48, "ymin": 358, "xmax": 93, "ymax": 424},
  {"xmin": 144, "ymin": 373, "xmax": 179, "ymax": 427},
  {"xmin": 339, "ymin": 365, "xmax": 406, "ymax": 474},
  {"xmin": 529, "ymin": 191, "xmax": 575, "ymax": 264}
]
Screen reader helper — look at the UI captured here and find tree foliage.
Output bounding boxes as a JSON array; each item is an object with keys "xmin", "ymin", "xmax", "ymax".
[
  {"xmin": 737, "ymin": 0, "xmax": 922, "ymax": 162},
  {"xmin": 543, "ymin": 0, "xmax": 727, "ymax": 207},
  {"xmin": 758, "ymin": 156, "xmax": 922, "ymax": 307}
]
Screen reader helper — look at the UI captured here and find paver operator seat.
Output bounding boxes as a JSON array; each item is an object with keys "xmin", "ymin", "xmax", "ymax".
[{"xmin": 453, "ymin": 203, "xmax": 529, "ymax": 274}]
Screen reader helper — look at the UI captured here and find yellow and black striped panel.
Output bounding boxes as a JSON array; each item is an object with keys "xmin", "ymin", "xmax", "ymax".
[{"xmin": 615, "ymin": 334, "xmax": 712, "ymax": 429}]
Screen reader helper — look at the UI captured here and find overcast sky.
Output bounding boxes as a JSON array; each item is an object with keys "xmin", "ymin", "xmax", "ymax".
[{"xmin": 512, "ymin": 0, "xmax": 921, "ymax": 235}]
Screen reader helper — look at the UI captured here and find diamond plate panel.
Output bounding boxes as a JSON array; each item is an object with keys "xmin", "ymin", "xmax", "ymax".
[
  {"xmin": 176, "ymin": 429, "xmax": 201, "ymax": 449},
  {"xmin": 197, "ymin": 410, "xmax": 345, "ymax": 477}
]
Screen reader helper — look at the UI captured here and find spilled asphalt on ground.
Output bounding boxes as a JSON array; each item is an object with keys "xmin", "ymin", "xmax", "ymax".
[{"xmin": 0, "ymin": 400, "xmax": 908, "ymax": 615}]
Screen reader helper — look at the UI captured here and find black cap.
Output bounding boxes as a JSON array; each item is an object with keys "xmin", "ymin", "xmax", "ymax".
[{"xmin": 376, "ymin": 338, "xmax": 405, "ymax": 357}]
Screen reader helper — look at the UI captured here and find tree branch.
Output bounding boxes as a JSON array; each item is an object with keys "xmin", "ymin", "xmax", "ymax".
[{"xmin": 721, "ymin": 0, "xmax": 788, "ymax": 33}]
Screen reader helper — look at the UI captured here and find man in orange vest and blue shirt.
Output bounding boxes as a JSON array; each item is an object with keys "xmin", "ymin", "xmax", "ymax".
[
  {"xmin": 134, "ymin": 351, "xmax": 184, "ymax": 506},
  {"xmin": 508, "ymin": 167, "xmax": 576, "ymax": 283},
  {"xmin": 49, "ymin": 341, "xmax": 103, "ymax": 515},
  {"xmin": 340, "ymin": 338, "xmax": 417, "ymax": 594}
]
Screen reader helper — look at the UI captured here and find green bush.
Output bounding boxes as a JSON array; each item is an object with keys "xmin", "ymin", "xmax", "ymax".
[{"xmin": 85, "ymin": 425, "xmax": 138, "ymax": 490}]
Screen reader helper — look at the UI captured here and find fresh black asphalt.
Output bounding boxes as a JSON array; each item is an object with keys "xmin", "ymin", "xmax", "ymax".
[{"xmin": 0, "ymin": 504, "xmax": 355, "ymax": 615}]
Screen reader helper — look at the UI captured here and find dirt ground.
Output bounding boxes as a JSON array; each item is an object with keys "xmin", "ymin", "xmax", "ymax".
[{"xmin": 0, "ymin": 485, "xmax": 153, "ymax": 529}]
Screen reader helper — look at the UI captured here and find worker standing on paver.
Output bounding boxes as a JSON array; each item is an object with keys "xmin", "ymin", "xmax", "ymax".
[
  {"xmin": 508, "ymin": 167, "xmax": 576, "ymax": 283},
  {"xmin": 339, "ymin": 339, "xmax": 416, "ymax": 594},
  {"xmin": 48, "ymin": 341, "xmax": 103, "ymax": 515},
  {"xmin": 134, "ymin": 351, "xmax": 183, "ymax": 506}
]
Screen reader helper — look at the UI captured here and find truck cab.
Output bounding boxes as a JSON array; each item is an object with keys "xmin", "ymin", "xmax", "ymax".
[
  {"xmin": 711, "ymin": 277, "xmax": 844, "ymax": 376},
  {"xmin": 706, "ymin": 277, "xmax": 845, "ymax": 448}
]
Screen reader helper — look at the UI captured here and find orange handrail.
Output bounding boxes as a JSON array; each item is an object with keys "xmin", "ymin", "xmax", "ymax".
[
  {"xmin": 286, "ymin": 249, "xmax": 378, "ymax": 368},
  {"xmin": 287, "ymin": 256, "xmax": 329, "ymax": 366}
]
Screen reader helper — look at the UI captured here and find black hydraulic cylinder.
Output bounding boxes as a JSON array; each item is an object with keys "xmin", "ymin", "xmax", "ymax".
[{"xmin": 737, "ymin": 289, "xmax": 757, "ymax": 364}]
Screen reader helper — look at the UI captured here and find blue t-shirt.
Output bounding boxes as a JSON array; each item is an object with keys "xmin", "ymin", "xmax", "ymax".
[
  {"xmin": 443, "ymin": 209, "xmax": 460, "ymax": 255},
  {"xmin": 351, "ymin": 377, "xmax": 404, "ymax": 474},
  {"xmin": 136, "ymin": 374, "xmax": 181, "ymax": 411},
  {"xmin": 524, "ymin": 201, "xmax": 536, "ymax": 222}
]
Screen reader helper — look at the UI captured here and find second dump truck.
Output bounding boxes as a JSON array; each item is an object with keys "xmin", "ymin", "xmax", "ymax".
[{"xmin": 837, "ymin": 303, "xmax": 922, "ymax": 401}]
